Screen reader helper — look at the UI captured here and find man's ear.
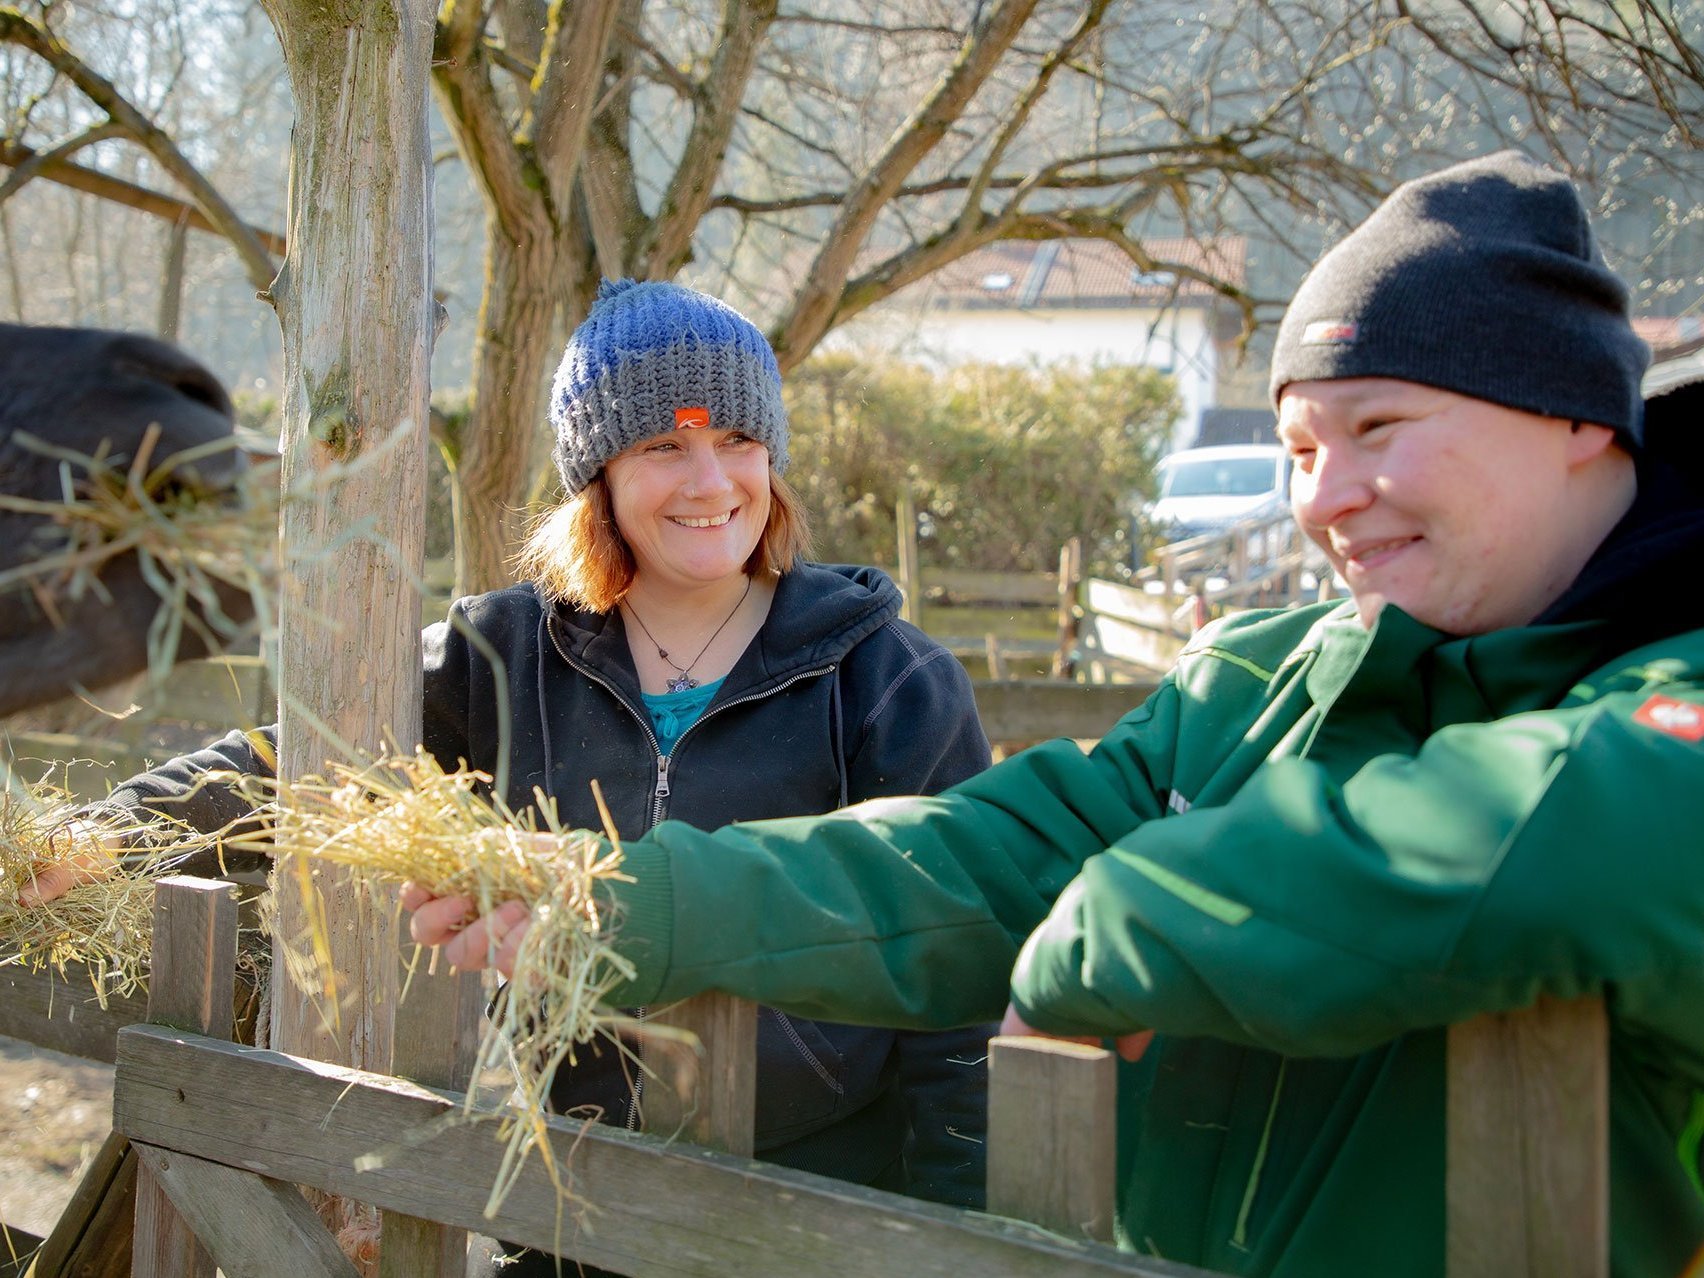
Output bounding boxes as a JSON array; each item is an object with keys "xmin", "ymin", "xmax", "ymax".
[{"xmin": 1565, "ymin": 420, "xmax": 1622, "ymax": 467}]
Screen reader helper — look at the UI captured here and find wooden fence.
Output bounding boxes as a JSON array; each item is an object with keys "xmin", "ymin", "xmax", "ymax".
[
  {"xmin": 1, "ymin": 577, "xmax": 1611, "ymax": 1278},
  {"xmin": 2, "ymin": 878, "xmax": 1609, "ymax": 1278},
  {"xmin": 0, "ymin": 654, "xmax": 1151, "ymax": 798}
]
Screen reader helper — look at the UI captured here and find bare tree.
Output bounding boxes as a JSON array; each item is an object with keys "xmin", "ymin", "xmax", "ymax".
[
  {"xmin": 1396, "ymin": 0, "xmax": 1703, "ymax": 150},
  {"xmin": 4, "ymin": 0, "xmax": 1698, "ymax": 596},
  {"xmin": 432, "ymin": 0, "xmax": 1421, "ymax": 592}
]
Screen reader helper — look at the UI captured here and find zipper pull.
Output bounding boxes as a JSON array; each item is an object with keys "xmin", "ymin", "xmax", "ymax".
[{"xmin": 655, "ymin": 755, "xmax": 670, "ymax": 800}]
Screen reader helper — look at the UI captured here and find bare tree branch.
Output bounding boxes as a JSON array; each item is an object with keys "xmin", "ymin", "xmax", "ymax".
[
  {"xmin": 433, "ymin": 0, "xmax": 542, "ymax": 242},
  {"xmin": 638, "ymin": 0, "xmax": 780, "ymax": 279},
  {"xmin": 525, "ymin": 0, "xmax": 624, "ymax": 219},
  {"xmin": 0, "ymin": 7, "xmax": 276, "ymax": 289},
  {"xmin": 0, "ymin": 138, "xmax": 287, "ymax": 254},
  {"xmin": 0, "ymin": 118, "xmax": 122, "ymax": 203},
  {"xmin": 774, "ymin": 0, "xmax": 1044, "ymax": 363}
]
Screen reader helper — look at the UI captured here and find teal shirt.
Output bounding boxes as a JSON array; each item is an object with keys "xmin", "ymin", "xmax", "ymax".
[{"xmin": 641, "ymin": 677, "xmax": 725, "ymax": 755}]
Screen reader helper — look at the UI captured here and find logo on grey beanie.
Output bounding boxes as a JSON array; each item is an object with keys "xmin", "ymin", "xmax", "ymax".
[{"xmin": 1302, "ymin": 320, "xmax": 1359, "ymax": 346}]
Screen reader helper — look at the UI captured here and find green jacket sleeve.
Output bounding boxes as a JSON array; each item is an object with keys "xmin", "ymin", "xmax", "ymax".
[
  {"xmin": 1009, "ymin": 682, "xmax": 1704, "ymax": 1066},
  {"xmin": 607, "ymin": 681, "xmax": 1183, "ymax": 1028}
]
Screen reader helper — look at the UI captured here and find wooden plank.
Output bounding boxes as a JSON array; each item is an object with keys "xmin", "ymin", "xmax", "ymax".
[
  {"xmin": 897, "ymin": 487, "xmax": 923, "ymax": 627},
  {"xmin": 1052, "ymin": 538, "xmax": 1083, "ymax": 679},
  {"xmin": 27, "ymin": 1130, "xmax": 135, "ymax": 1278},
  {"xmin": 0, "ymin": 966, "xmax": 150, "ymax": 1064},
  {"xmin": 113, "ymin": 1026, "xmax": 1210, "ymax": 1278},
  {"xmin": 987, "ymin": 1037, "xmax": 1118, "ymax": 1244},
  {"xmin": 133, "ymin": 877, "xmax": 238, "ymax": 1278},
  {"xmin": 927, "ymin": 569, "xmax": 1059, "ymax": 607},
  {"xmin": 132, "ymin": 1143, "xmax": 357, "ymax": 1278},
  {"xmin": 643, "ymin": 992, "xmax": 758, "ymax": 1156},
  {"xmin": 970, "ymin": 680, "xmax": 1154, "ymax": 744},
  {"xmin": 1080, "ymin": 609, "xmax": 1186, "ymax": 674},
  {"xmin": 145, "ymin": 878, "xmax": 239, "ymax": 1039},
  {"xmin": 1081, "ymin": 579, "xmax": 1186, "ymax": 631},
  {"xmin": 1446, "ymin": 996, "xmax": 1609, "ymax": 1278},
  {"xmin": 380, "ymin": 961, "xmax": 484, "ymax": 1278}
]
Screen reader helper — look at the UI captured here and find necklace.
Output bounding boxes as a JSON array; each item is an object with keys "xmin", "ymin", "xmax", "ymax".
[{"xmin": 624, "ymin": 577, "xmax": 752, "ymax": 693}]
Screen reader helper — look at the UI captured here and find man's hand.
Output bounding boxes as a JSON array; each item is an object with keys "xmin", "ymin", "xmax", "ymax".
[
  {"xmin": 16, "ymin": 821, "xmax": 123, "ymax": 907},
  {"xmin": 999, "ymin": 1002, "xmax": 1155, "ymax": 1063},
  {"xmin": 400, "ymin": 882, "xmax": 531, "ymax": 980}
]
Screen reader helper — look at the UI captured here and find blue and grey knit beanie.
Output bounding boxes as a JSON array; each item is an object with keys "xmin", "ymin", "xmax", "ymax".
[
  {"xmin": 548, "ymin": 279, "xmax": 790, "ymax": 496},
  {"xmin": 1270, "ymin": 151, "xmax": 1649, "ymax": 448}
]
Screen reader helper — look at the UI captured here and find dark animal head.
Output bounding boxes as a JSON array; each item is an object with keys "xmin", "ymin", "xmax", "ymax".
[{"xmin": 0, "ymin": 324, "xmax": 255, "ymax": 717}]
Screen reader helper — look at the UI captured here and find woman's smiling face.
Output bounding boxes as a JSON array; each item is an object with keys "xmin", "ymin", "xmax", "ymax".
[{"xmin": 603, "ymin": 426, "xmax": 772, "ymax": 591}]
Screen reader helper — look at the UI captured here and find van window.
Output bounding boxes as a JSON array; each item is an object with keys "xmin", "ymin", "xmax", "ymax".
[{"xmin": 1160, "ymin": 456, "xmax": 1282, "ymax": 499}]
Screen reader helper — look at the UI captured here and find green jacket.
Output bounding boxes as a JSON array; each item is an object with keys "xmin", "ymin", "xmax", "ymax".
[
  {"xmin": 603, "ymin": 403, "xmax": 1704, "ymax": 1274},
  {"xmin": 606, "ymin": 595, "xmax": 1704, "ymax": 1275}
]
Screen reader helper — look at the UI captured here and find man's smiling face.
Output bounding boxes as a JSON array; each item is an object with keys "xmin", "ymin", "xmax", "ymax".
[{"xmin": 1279, "ymin": 377, "xmax": 1612, "ymax": 635}]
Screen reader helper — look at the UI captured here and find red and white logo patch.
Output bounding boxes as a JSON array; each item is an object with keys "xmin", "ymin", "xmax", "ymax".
[
  {"xmin": 1632, "ymin": 694, "xmax": 1704, "ymax": 742},
  {"xmin": 1301, "ymin": 320, "xmax": 1358, "ymax": 346},
  {"xmin": 675, "ymin": 406, "xmax": 710, "ymax": 429}
]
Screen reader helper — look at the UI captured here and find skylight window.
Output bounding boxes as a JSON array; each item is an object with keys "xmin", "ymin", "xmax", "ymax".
[{"xmin": 980, "ymin": 272, "xmax": 1014, "ymax": 291}]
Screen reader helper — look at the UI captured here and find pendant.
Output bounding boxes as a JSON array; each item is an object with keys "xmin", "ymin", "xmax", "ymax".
[{"xmin": 665, "ymin": 674, "xmax": 700, "ymax": 693}]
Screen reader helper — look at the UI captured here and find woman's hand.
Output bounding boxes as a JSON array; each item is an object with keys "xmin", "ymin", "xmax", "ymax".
[
  {"xmin": 16, "ymin": 821, "xmax": 124, "ymax": 907},
  {"xmin": 998, "ymin": 1002, "xmax": 1155, "ymax": 1063},
  {"xmin": 400, "ymin": 882, "xmax": 531, "ymax": 980}
]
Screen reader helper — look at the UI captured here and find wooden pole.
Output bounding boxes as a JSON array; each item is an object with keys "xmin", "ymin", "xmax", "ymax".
[
  {"xmin": 643, "ymin": 993, "xmax": 758, "ymax": 1157},
  {"xmin": 254, "ymin": 5, "xmax": 466, "ymax": 1273},
  {"xmin": 1446, "ymin": 996, "xmax": 1609, "ymax": 1278},
  {"xmin": 896, "ymin": 485, "xmax": 923, "ymax": 628},
  {"xmin": 1051, "ymin": 536, "xmax": 1082, "ymax": 679},
  {"xmin": 987, "ymin": 1036, "xmax": 1117, "ymax": 1244},
  {"xmin": 131, "ymin": 877, "xmax": 239, "ymax": 1278}
]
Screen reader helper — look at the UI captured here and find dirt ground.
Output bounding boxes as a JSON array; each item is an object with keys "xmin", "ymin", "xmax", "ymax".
[{"xmin": 0, "ymin": 1032, "xmax": 113, "ymax": 1240}]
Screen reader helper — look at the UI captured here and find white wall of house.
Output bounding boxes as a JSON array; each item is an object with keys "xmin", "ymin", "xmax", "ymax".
[{"xmin": 828, "ymin": 303, "xmax": 1217, "ymax": 453}]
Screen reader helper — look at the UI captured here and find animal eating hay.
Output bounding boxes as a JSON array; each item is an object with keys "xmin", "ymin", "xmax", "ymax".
[{"xmin": 0, "ymin": 324, "xmax": 264, "ymax": 718}]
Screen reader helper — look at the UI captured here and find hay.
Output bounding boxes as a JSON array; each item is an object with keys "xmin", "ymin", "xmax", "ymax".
[
  {"xmin": 0, "ymin": 427, "xmax": 277, "ymax": 678},
  {"xmin": 0, "ymin": 778, "xmax": 210, "ymax": 1003},
  {"xmin": 3, "ymin": 745, "xmax": 641, "ymax": 1221},
  {"xmin": 226, "ymin": 750, "xmax": 637, "ymax": 1217}
]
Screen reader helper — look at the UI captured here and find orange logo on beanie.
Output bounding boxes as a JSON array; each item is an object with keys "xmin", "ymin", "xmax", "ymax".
[{"xmin": 675, "ymin": 407, "xmax": 710, "ymax": 429}]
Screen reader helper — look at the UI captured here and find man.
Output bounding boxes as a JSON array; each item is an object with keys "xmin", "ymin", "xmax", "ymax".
[{"xmin": 416, "ymin": 152, "xmax": 1704, "ymax": 1275}]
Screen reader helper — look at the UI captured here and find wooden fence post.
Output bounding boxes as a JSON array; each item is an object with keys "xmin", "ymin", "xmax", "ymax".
[
  {"xmin": 379, "ymin": 961, "xmax": 484, "ymax": 1278},
  {"xmin": 643, "ymin": 993, "xmax": 758, "ymax": 1156},
  {"xmin": 132, "ymin": 876, "xmax": 239, "ymax": 1278},
  {"xmin": 1446, "ymin": 996, "xmax": 1609, "ymax": 1278},
  {"xmin": 1052, "ymin": 537, "xmax": 1082, "ymax": 679},
  {"xmin": 896, "ymin": 485, "xmax": 923, "ymax": 628},
  {"xmin": 987, "ymin": 1036, "xmax": 1117, "ymax": 1243}
]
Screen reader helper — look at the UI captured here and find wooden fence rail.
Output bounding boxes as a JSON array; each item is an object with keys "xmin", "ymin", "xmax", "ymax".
[{"xmin": 5, "ymin": 869, "xmax": 1611, "ymax": 1278}]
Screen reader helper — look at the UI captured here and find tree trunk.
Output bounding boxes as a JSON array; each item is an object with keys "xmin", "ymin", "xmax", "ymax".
[{"xmin": 453, "ymin": 232, "xmax": 569, "ymax": 596}]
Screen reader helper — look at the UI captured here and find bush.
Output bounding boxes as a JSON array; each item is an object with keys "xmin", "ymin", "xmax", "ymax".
[{"xmin": 784, "ymin": 354, "xmax": 1176, "ymax": 577}]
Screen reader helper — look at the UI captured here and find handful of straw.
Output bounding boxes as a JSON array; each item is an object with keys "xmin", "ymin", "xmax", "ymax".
[
  {"xmin": 0, "ymin": 780, "xmax": 207, "ymax": 1003},
  {"xmin": 0, "ymin": 428, "xmax": 277, "ymax": 676},
  {"xmin": 228, "ymin": 750, "xmax": 638, "ymax": 1215}
]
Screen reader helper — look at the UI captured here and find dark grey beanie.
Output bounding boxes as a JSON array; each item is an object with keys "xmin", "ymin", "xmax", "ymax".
[
  {"xmin": 1269, "ymin": 151, "xmax": 1649, "ymax": 447},
  {"xmin": 549, "ymin": 279, "xmax": 790, "ymax": 496}
]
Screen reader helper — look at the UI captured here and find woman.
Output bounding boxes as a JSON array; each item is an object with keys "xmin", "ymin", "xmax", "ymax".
[
  {"xmin": 426, "ymin": 280, "xmax": 995, "ymax": 1229},
  {"xmin": 23, "ymin": 281, "xmax": 994, "ymax": 1249}
]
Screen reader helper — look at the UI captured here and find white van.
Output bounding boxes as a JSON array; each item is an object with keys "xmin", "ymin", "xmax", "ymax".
[{"xmin": 1145, "ymin": 443, "xmax": 1289, "ymax": 544}]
